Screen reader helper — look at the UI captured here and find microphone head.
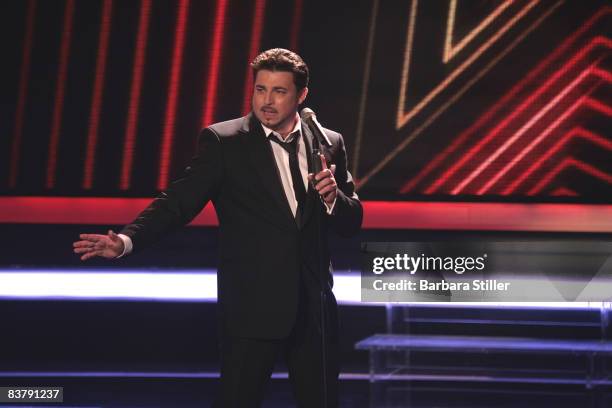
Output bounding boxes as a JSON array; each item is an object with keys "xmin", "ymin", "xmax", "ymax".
[
  {"xmin": 300, "ymin": 106, "xmax": 332, "ymax": 147},
  {"xmin": 300, "ymin": 107, "xmax": 315, "ymax": 120}
]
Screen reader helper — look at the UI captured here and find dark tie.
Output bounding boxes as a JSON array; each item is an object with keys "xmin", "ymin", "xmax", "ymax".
[{"xmin": 269, "ymin": 131, "xmax": 307, "ymax": 222}]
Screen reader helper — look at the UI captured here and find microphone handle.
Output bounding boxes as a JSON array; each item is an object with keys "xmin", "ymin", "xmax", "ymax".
[{"xmin": 311, "ymin": 148, "xmax": 323, "ymax": 186}]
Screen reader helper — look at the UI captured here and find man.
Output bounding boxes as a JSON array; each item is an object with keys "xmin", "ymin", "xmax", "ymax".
[{"xmin": 73, "ymin": 48, "xmax": 362, "ymax": 407}]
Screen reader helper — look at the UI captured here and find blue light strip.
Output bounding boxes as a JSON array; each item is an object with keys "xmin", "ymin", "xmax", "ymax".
[
  {"xmin": 0, "ymin": 370, "xmax": 605, "ymax": 385},
  {"xmin": 0, "ymin": 371, "xmax": 369, "ymax": 380},
  {"xmin": 0, "ymin": 269, "xmax": 362, "ymax": 304}
]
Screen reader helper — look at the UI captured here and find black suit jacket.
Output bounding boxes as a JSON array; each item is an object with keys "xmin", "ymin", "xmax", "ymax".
[{"xmin": 121, "ymin": 113, "xmax": 362, "ymax": 339}]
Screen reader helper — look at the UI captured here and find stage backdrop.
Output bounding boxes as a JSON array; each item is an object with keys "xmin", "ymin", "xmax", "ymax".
[{"xmin": 2, "ymin": 0, "xmax": 610, "ymax": 202}]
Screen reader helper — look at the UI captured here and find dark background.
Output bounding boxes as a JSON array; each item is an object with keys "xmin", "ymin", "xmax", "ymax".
[{"xmin": 2, "ymin": 0, "xmax": 610, "ymax": 201}]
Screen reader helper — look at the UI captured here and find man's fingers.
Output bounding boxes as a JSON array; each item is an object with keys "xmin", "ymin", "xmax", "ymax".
[
  {"xmin": 319, "ymin": 154, "xmax": 328, "ymax": 170},
  {"xmin": 81, "ymin": 252, "xmax": 95, "ymax": 261},
  {"xmin": 315, "ymin": 177, "xmax": 333, "ymax": 191},
  {"xmin": 312, "ymin": 166, "xmax": 336, "ymax": 202},
  {"xmin": 77, "ymin": 233, "xmax": 116, "ymax": 260},
  {"xmin": 323, "ymin": 191, "xmax": 336, "ymax": 201},
  {"xmin": 318, "ymin": 184, "xmax": 337, "ymax": 197},
  {"xmin": 330, "ymin": 164, "xmax": 336, "ymax": 175},
  {"xmin": 79, "ymin": 233, "xmax": 103, "ymax": 242},
  {"xmin": 73, "ymin": 241, "xmax": 94, "ymax": 248},
  {"xmin": 81, "ymin": 251, "xmax": 98, "ymax": 261},
  {"xmin": 83, "ymin": 248, "xmax": 106, "ymax": 260},
  {"xmin": 314, "ymin": 168, "xmax": 333, "ymax": 181}
]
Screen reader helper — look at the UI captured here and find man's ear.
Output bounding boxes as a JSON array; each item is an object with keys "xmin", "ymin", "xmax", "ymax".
[{"xmin": 298, "ymin": 87, "xmax": 308, "ymax": 105}]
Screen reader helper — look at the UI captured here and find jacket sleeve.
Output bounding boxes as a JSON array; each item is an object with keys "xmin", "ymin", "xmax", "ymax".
[
  {"xmin": 120, "ymin": 128, "xmax": 223, "ymax": 252},
  {"xmin": 326, "ymin": 134, "xmax": 363, "ymax": 237}
]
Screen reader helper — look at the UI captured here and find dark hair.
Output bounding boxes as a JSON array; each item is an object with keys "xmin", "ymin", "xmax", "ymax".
[{"xmin": 250, "ymin": 48, "xmax": 309, "ymax": 90}]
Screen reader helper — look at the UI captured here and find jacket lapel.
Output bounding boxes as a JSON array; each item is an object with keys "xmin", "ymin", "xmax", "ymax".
[{"xmin": 242, "ymin": 114, "xmax": 296, "ymax": 228}]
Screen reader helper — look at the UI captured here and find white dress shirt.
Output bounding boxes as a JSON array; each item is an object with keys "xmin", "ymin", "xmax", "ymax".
[{"xmin": 263, "ymin": 115, "xmax": 310, "ymax": 218}]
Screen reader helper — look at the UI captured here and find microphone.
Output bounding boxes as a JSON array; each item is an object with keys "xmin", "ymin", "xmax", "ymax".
[
  {"xmin": 300, "ymin": 108, "xmax": 331, "ymax": 181},
  {"xmin": 300, "ymin": 108, "xmax": 332, "ymax": 148}
]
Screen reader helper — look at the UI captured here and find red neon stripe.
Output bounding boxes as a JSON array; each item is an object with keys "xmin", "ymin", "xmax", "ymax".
[
  {"xmin": 241, "ymin": 0, "xmax": 267, "ymax": 116},
  {"xmin": 157, "ymin": 0, "xmax": 191, "ymax": 190},
  {"xmin": 467, "ymin": 65, "xmax": 610, "ymax": 195},
  {"xmin": 571, "ymin": 160, "xmax": 612, "ymax": 185},
  {"xmin": 504, "ymin": 127, "xmax": 612, "ymax": 195},
  {"xmin": 9, "ymin": 0, "xmax": 36, "ymax": 189},
  {"xmin": 492, "ymin": 74, "xmax": 612, "ymax": 195},
  {"xmin": 474, "ymin": 66, "xmax": 612, "ymax": 195},
  {"xmin": 585, "ymin": 96, "xmax": 612, "ymax": 116},
  {"xmin": 529, "ymin": 158, "xmax": 612, "ymax": 196},
  {"xmin": 593, "ymin": 67, "xmax": 612, "ymax": 82},
  {"xmin": 2, "ymin": 197, "xmax": 612, "ymax": 232},
  {"xmin": 289, "ymin": 0, "xmax": 303, "ymax": 51},
  {"xmin": 83, "ymin": 0, "xmax": 114, "ymax": 190},
  {"xmin": 551, "ymin": 187, "xmax": 578, "ymax": 197},
  {"xmin": 489, "ymin": 70, "xmax": 612, "ymax": 195},
  {"xmin": 415, "ymin": 5, "xmax": 612, "ymax": 195},
  {"xmin": 45, "ymin": 0, "xmax": 75, "ymax": 189},
  {"xmin": 434, "ymin": 36, "xmax": 611, "ymax": 195},
  {"xmin": 120, "ymin": 0, "xmax": 152, "ymax": 190},
  {"xmin": 406, "ymin": 9, "xmax": 611, "ymax": 194},
  {"xmin": 400, "ymin": 104, "xmax": 494, "ymax": 193},
  {"xmin": 201, "ymin": 0, "xmax": 228, "ymax": 128}
]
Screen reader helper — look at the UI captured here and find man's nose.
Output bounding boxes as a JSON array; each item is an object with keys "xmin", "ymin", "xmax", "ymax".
[{"xmin": 264, "ymin": 92, "xmax": 274, "ymax": 105}]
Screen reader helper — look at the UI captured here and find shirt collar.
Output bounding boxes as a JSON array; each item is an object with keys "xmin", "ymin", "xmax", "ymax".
[{"xmin": 261, "ymin": 113, "xmax": 302, "ymax": 141}]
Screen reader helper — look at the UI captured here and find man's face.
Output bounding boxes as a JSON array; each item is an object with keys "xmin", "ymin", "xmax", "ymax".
[{"xmin": 252, "ymin": 69, "xmax": 308, "ymax": 136}]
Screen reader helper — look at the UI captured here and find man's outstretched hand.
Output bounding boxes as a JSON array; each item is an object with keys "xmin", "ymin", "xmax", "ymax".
[{"xmin": 73, "ymin": 230, "xmax": 124, "ymax": 261}]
